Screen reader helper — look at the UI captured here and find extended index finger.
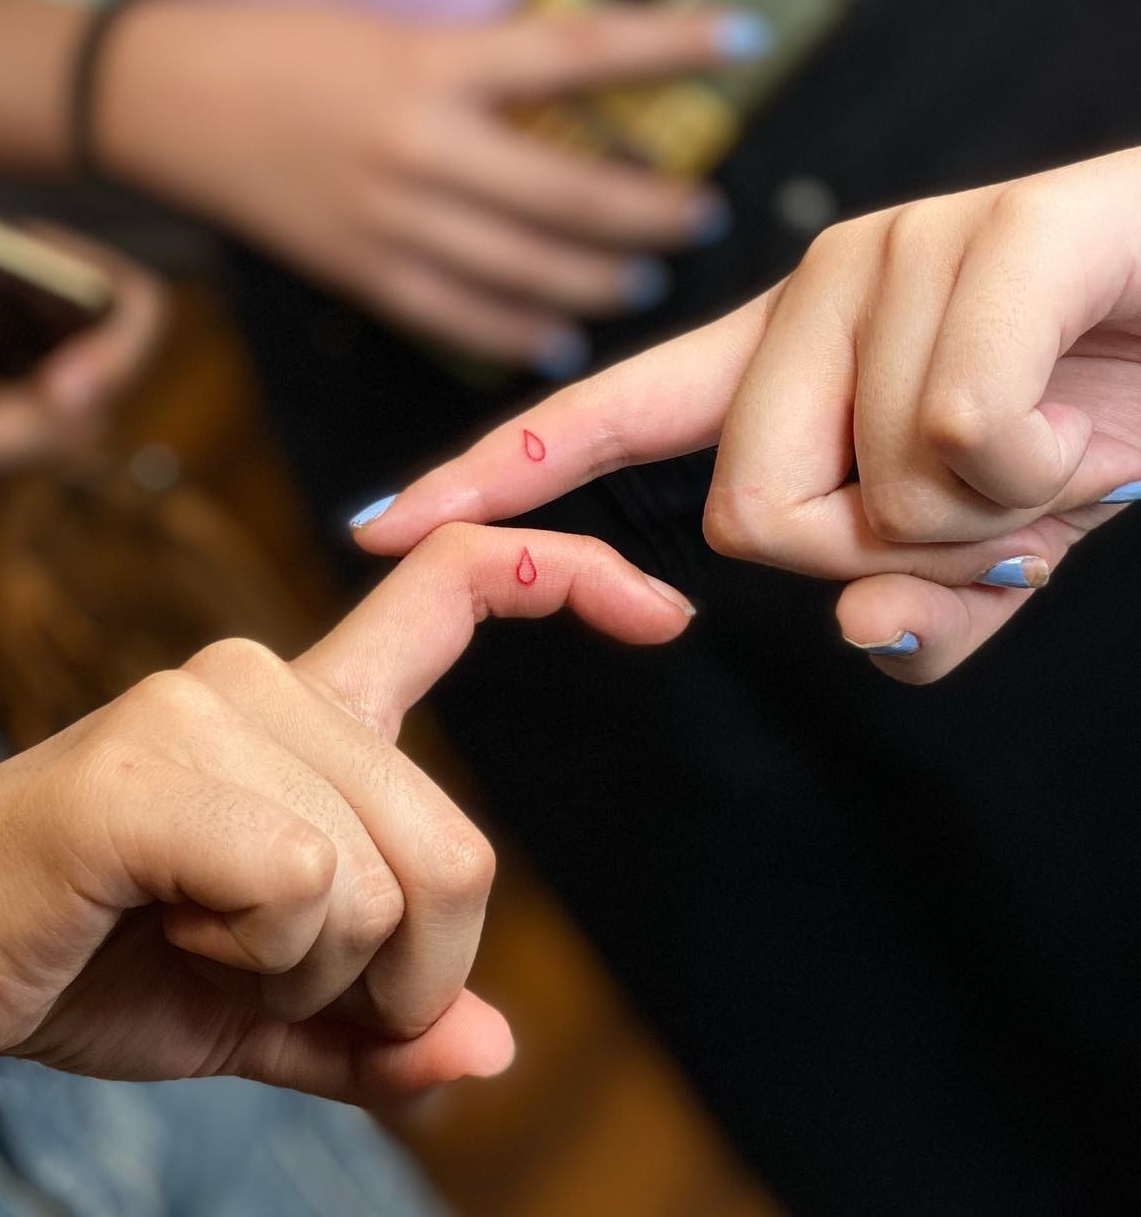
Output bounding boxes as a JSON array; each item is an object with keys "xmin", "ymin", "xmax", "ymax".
[{"xmin": 352, "ymin": 295, "xmax": 770, "ymax": 556}]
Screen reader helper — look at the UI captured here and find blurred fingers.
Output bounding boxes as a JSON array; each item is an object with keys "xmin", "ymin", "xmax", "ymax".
[
  {"xmin": 433, "ymin": 111, "xmax": 728, "ymax": 249},
  {"xmin": 372, "ymin": 180, "xmax": 671, "ymax": 316},
  {"xmin": 365, "ymin": 245, "xmax": 587, "ymax": 372},
  {"xmin": 465, "ymin": 7, "xmax": 771, "ymax": 95}
]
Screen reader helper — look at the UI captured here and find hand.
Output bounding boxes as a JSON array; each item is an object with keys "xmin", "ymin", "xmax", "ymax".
[
  {"xmin": 1, "ymin": 523, "xmax": 693, "ymax": 1103},
  {"xmin": 352, "ymin": 153, "xmax": 1141, "ymax": 680},
  {"xmin": 94, "ymin": 2, "xmax": 761, "ymax": 371},
  {"xmin": 0, "ymin": 224, "xmax": 163, "ymax": 467}
]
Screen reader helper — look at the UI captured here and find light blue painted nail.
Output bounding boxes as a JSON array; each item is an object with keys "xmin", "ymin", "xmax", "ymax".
[
  {"xmin": 1099, "ymin": 480, "xmax": 1141, "ymax": 504},
  {"xmin": 532, "ymin": 328, "xmax": 591, "ymax": 381},
  {"xmin": 691, "ymin": 193, "xmax": 734, "ymax": 246},
  {"xmin": 846, "ymin": 630, "xmax": 920, "ymax": 658},
  {"xmin": 621, "ymin": 257, "xmax": 671, "ymax": 311},
  {"xmin": 714, "ymin": 11, "xmax": 775, "ymax": 61},
  {"xmin": 975, "ymin": 555, "xmax": 1050, "ymax": 590},
  {"xmin": 349, "ymin": 492, "xmax": 398, "ymax": 529}
]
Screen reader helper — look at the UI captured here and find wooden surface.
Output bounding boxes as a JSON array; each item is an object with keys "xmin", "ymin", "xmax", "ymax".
[{"xmin": 94, "ymin": 284, "xmax": 789, "ymax": 1217}]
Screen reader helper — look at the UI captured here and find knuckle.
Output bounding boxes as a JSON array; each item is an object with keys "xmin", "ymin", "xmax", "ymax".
[
  {"xmin": 416, "ymin": 820, "xmax": 496, "ymax": 909},
  {"xmin": 272, "ymin": 819, "xmax": 338, "ymax": 907},
  {"xmin": 185, "ymin": 637, "xmax": 290, "ymax": 689},
  {"xmin": 342, "ymin": 867, "xmax": 405, "ymax": 955},
  {"xmin": 702, "ymin": 490, "xmax": 765, "ymax": 561},
  {"xmin": 880, "ymin": 202, "xmax": 936, "ymax": 265},
  {"xmin": 800, "ymin": 218, "xmax": 858, "ymax": 272},
  {"xmin": 861, "ymin": 480, "xmax": 947, "ymax": 543},
  {"xmin": 920, "ymin": 391, "xmax": 991, "ymax": 457},
  {"xmin": 119, "ymin": 667, "xmax": 227, "ymax": 731},
  {"xmin": 988, "ymin": 181, "xmax": 1054, "ymax": 235}
]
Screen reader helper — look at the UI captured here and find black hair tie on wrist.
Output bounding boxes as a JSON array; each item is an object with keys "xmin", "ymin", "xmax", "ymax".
[{"xmin": 69, "ymin": 0, "xmax": 135, "ymax": 178}]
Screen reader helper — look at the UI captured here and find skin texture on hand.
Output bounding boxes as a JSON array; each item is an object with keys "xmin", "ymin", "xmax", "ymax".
[
  {"xmin": 0, "ymin": 523, "xmax": 693, "ymax": 1105},
  {"xmin": 90, "ymin": 1, "xmax": 752, "ymax": 369},
  {"xmin": 353, "ymin": 150, "xmax": 1141, "ymax": 682},
  {"xmin": 0, "ymin": 224, "xmax": 165, "ymax": 468}
]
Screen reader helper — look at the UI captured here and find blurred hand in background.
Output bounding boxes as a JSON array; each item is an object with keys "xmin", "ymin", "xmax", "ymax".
[
  {"xmin": 90, "ymin": 2, "xmax": 765, "ymax": 373},
  {"xmin": 0, "ymin": 224, "xmax": 164, "ymax": 468}
]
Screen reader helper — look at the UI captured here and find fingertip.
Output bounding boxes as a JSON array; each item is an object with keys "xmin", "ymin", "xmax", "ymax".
[
  {"xmin": 418, "ymin": 989, "xmax": 516, "ymax": 1084},
  {"xmin": 643, "ymin": 573, "xmax": 697, "ymax": 619},
  {"xmin": 712, "ymin": 10, "xmax": 775, "ymax": 61},
  {"xmin": 349, "ymin": 492, "xmax": 399, "ymax": 532}
]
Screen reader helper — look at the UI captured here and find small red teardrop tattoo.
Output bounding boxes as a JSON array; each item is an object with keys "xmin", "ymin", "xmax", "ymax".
[
  {"xmin": 523, "ymin": 429, "xmax": 546, "ymax": 461},
  {"xmin": 515, "ymin": 547, "xmax": 537, "ymax": 586}
]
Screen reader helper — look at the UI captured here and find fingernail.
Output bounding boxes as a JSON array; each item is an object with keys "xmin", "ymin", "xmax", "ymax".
[
  {"xmin": 1099, "ymin": 480, "xmax": 1141, "ymax": 504},
  {"xmin": 690, "ymin": 192, "xmax": 734, "ymax": 246},
  {"xmin": 348, "ymin": 492, "xmax": 398, "ymax": 529},
  {"xmin": 644, "ymin": 573, "xmax": 697, "ymax": 617},
  {"xmin": 532, "ymin": 328, "xmax": 591, "ymax": 381},
  {"xmin": 844, "ymin": 630, "xmax": 920, "ymax": 658},
  {"xmin": 714, "ymin": 11, "xmax": 775, "ymax": 60},
  {"xmin": 620, "ymin": 257, "xmax": 671, "ymax": 311},
  {"xmin": 975, "ymin": 555, "xmax": 1050, "ymax": 589}
]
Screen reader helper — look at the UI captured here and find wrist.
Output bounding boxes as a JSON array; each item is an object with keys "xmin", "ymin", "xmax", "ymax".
[
  {"xmin": 93, "ymin": 2, "xmax": 251, "ymax": 215},
  {"xmin": 0, "ymin": 0, "xmax": 90, "ymax": 175}
]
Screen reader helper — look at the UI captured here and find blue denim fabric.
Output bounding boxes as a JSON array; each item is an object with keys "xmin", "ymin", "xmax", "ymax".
[{"xmin": 0, "ymin": 1059, "xmax": 450, "ymax": 1217}]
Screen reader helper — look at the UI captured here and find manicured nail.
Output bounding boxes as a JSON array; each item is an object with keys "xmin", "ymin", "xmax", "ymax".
[
  {"xmin": 844, "ymin": 630, "xmax": 920, "ymax": 658},
  {"xmin": 975, "ymin": 555, "xmax": 1049, "ymax": 589},
  {"xmin": 690, "ymin": 192, "xmax": 734, "ymax": 246},
  {"xmin": 621, "ymin": 257, "xmax": 671, "ymax": 311},
  {"xmin": 1099, "ymin": 480, "xmax": 1141, "ymax": 504},
  {"xmin": 348, "ymin": 492, "xmax": 397, "ymax": 529},
  {"xmin": 714, "ymin": 11, "xmax": 775, "ymax": 60},
  {"xmin": 532, "ymin": 327, "xmax": 591, "ymax": 381},
  {"xmin": 644, "ymin": 573, "xmax": 697, "ymax": 617}
]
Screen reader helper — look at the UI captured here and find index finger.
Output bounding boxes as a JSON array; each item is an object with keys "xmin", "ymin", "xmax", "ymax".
[
  {"xmin": 351, "ymin": 296, "xmax": 770, "ymax": 556},
  {"xmin": 300, "ymin": 521, "xmax": 696, "ymax": 735}
]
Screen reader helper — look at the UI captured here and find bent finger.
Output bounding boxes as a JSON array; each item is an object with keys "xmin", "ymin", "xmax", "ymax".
[
  {"xmin": 919, "ymin": 171, "xmax": 1141, "ymax": 508},
  {"xmin": 837, "ymin": 574, "xmax": 1033, "ymax": 684},
  {"xmin": 299, "ymin": 522, "xmax": 695, "ymax": 735}
]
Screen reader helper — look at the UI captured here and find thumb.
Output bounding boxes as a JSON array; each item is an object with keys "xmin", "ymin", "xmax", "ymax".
[
  {"xmin": 293, "ymin": 523, "xmax": 695, "ymax": 735},
  {"xmin": 351, "ymin": 295, "xmax": 772, "ymax": 557},
  {"xmin": 232, "ymin": 988, "xmax": 515, "ymax": 1103}
]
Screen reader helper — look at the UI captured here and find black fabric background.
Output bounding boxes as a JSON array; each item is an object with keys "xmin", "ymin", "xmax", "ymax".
[{"xmin": 227, "ymin": 4, "xmax": 1141, "ymax": 1212}]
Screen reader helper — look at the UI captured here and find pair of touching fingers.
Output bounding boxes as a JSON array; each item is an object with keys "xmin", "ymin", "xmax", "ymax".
[
  {"xmin": 352, "ymin": 150, "xmax": 1141, "ymax": 683},
  {"xmin": 6, "ymin": 523, "xmax": 693, "ymax": 1105}
]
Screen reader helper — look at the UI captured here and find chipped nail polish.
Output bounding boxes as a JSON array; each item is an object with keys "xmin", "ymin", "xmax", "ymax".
[
  {"xmin": 975, "ymin": 556, "xmax": 1049, "ymax": 589},
  {"xmin": 845, "ymin": 630, "xmax": 920, "ymax": 658}
]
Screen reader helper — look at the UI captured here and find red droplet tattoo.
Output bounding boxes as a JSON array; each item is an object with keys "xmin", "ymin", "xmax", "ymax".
[
  {"xmin": 515, "ymin": 547, "xmax": 537, "ymax": 586},
  {"xmin": 523, "ymin": 429, "xmax": 546, "ymax": 461}
]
